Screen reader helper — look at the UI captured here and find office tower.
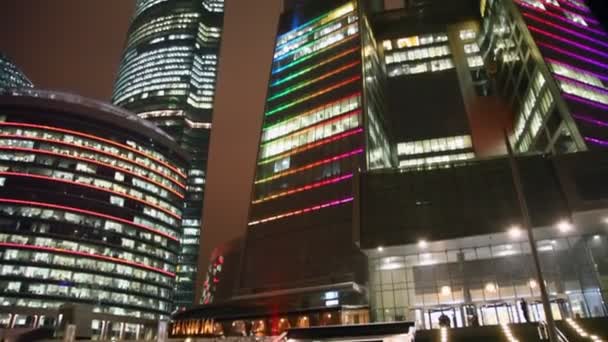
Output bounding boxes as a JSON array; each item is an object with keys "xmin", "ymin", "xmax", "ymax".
[
  {"xmin": 231, "ymin": 0, "xmax": 394, "ymax": 308},
  {"xmin": 481, "ymin": 0, "xmax": 608, "ymax": 153},
  {"xmin": 112, "ymin": 0, "xmax": 224, "ymax": 308},
  {"xmin": 0, "ymin": 54, "xmax": 33, "ymax": 89},
  {"xmin": 0, "ymin": 89, "xmax": 188, "ymax": 339}
]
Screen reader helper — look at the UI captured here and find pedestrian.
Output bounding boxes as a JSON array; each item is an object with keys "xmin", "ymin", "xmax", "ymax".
[
  {"xmin": 520, "ymin": 299, "xmax": 530, "ymax": 323},
  {"xmin": 438, "ymin": 313, "xmax": 451, "ymax": 328}
]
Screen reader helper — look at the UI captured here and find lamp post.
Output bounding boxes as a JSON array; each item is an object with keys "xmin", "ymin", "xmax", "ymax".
[{"xmin": 504, "ymin": 132, "xmax": 558, "ymax": 342}]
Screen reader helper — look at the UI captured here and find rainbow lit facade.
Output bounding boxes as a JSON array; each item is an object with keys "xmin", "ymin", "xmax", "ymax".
[
  {"xmin": 235, "ymin": 0, "xmax": 392, "ymax": 298},
  {"xmin": 482, "ymin": 0, "xmax": 608, "ymax": 153}
]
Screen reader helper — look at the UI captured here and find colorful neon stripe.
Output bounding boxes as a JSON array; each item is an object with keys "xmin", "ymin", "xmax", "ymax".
[
  {"xmin": 573, "ymin": 114, "xmax": 608, "ymax": 127},
  {"xmin": 255, "ymin": 148, "xmax": 363, "ymax": 184},
  {"xmin": 516, "ymin": 0, "xmax": 607, "ymax": 36},
  {"xmin": 554, "ymin": 74, "xmax": 608, "ymax": 93},
  {"xmin": 0, "ymin": 134, "xmax": 185, "ymax": 188},
  {"xmin": 272, "ymin": 48, "xmax": 359, "ymax": 87},
  {"xmin": 248, "ymin": 197, "xmax": 354, "ymax": 226},
  {"xmin": 545, "ymin": 58, "xmax": 608, "ymax": 82},
  {"xmin": 259, "ymin": 127, "xmax": 363, "ymax": 165},
  {"xmin": 0, "ymin": 198, "xmax": 178, "ymax": 241},
  {"xmin": 262, "ymin": 110, "xmax": 360, "ymax": 146},
  {"xmin": 268, "ymin": 61, "xmax": 360, "ymax": 102},
  {"xmin": 263, "ymin": 92, "xmax": 361, "ymax": 130},
  {"xmin": 563, "ymin": 93, "xmax": 608, "ymax": 110},
  {"xmin": 0, "ymin": 122, "xmax": 186, "ymax": 178},
  {"xmin": 542, "ymin": 2, "xmax": 598, "ymax": 24},
  {"xmin": 584, "ymin": 136, "xmax": 608, "ymax": 147},
  {"xmin": 537, "ymin": 42, "xmax": 608, "ymax": 69},
  {"xmin": 266, "ymin": 76, "xmax": 361, "ymax": 117},
  {"xmin": 272, "ymin": 35, "xmax": 359, "ymax": 75},
  {"xmin": 557, "ymin": 0, "xmax": 591, "ymax": 13},
  {"xmin": 527, "ymin": 26, "xmax": 608, "ymax": 59},
  {"xmin": 276, "ymin": 2, "xmax": 355, "ymax": 49},
  {"xmin": 0, "ymin": 172, "xmax": 181, "ymax": 220},
  {"xmin": 0, "ymin": 146, "xmax": 185, "ymax": 199},
  {"xmin": 523, "ymin": 13, "xmax": 608, "ymax": 49},
  {"xmin": 253, "ymin": 173, "xmax": 353, "ymax": 204},
  {"xmin": 0, "ymin": 242, "xmax": 175, "ymax": 277}
]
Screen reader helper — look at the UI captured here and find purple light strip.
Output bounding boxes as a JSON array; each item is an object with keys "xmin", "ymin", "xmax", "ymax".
[
  {"xmin": 573, "ymin": 114, "xmax": 608, "ymax": 128},
  {"xmin": 545, "ymin": 58, "xmax": 608, "ymax": 82},
  {"xmin": 523, "ymin": 13, "xmax": 608, "ymax": 49},
  {"xmin": 554, "ymin": 74, "xmax": 608, "ymax": 94},
  {"xmin": 543, "ymin": 2, "xmax": 598, "ymax": 24},
  {"xmin": 556, "ymin": 0, "xmax": 591, "ymax": 14},
  {"xmin": 516, "ymin": 0, "xmax": 607, "ymax": 37},
  {"xmin": 584, "ymin": 137, "xmax": 608, "ymax": 147},
  {"xmin": 563, "ymin": 93, "xmax": 608, "ymax": 111},
  {"xmin": 537, "ymin": 42, "xmax": 608, "ymax": 69},
  {"xmin": 528, "ymin": 26, "xmax": 608, "ymax": 59}
]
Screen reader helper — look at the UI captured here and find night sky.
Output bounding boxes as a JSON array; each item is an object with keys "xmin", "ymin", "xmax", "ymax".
[{"xmin": 0, "ymin": 0, "xmax": 607, "ymax": 292}]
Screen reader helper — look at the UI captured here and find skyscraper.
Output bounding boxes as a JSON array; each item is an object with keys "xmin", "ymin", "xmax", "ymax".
[
  {"xmin": 230, "ymin": 0, "xmax": 394, "ymax": 308},
  {"xmin": 113, "ymin": 0, "xmax": 224, "ymax": 309},
  {"xmin": 0, "ymin": 54, "xmax": 33, "ymax": 89},
  {"xmin": 482, "ymin": 0, "xmax": 608, "ymax": 153},
  {"xmin": 0, "ymin": 89, "xmax": 189, "ymax": 338}
]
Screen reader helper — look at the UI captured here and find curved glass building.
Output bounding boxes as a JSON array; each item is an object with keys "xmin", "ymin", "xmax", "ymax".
[
  {"xmin": 112, "ymin": 0, "xmax": 224, "ymax": 309},
  {"xmin": 0, "ymin": 89, "xmax": 189, "ymax": 338},
  {"xmin": 0, "ymin": 54, "xmax": 33, "ymax": 89}
]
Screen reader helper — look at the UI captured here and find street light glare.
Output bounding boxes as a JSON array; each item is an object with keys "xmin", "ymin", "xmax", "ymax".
[{"xmin": 557, "ymin": 220, "xmax": 573, "ymax": 233}]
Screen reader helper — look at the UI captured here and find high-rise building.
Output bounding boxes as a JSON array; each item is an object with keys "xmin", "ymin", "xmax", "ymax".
[
  {"xmin": 0, "ymin": 89, "xmax": 188, "ymax": 339},
  {"xmin": 231, "ymin": 0, "xmax": 394, "ymax": 308},
  {"xmin": 0, "ymin": 54, "xmax": 33, "ymax": 89},
  {"xmin": 481, "ymin": 0, "xmax": 608, "ymax": 153},
  {"xmin": 112, "ymin": 0, "xmax": 224, "ymax": 308}
]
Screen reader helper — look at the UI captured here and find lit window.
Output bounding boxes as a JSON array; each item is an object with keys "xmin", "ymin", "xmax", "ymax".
[
  {"xmin": 549, "ymin": 62, "xmax": 605, "ymax": 89},
  {"xmin": 467, "ymin": 55, "xmax": 484, "ymax": 68},
  {"xmin": 110, "ymin": 196, "xmax": 125, "ymax": 207},
  {"xmin": 459, "ymin": 29, "xmax": 477, "ymax": 41},
  {"xmin": 520, "ymin": 0, "xmax": 546, "ymax": 10},
  {"xmin": 273, "ymin": 157, "xmax": 290, "ymax": 173},
  {"xmin": 396, "ymin": 36, "xmax": 420, "ymax": 48},
  {"xmin": 464, "ymin": 43, "xmax": 480, "ymax": 54},
  {"xmin": 564, "ymin": 11, "xmax": 587, "ymax": 26},
  {"xmin": 382, "ymin": 40, "xmax": 392, "ymax": 51}
]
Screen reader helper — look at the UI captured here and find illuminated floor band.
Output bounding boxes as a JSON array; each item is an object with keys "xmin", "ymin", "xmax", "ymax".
[
  {"xmin": 266, "ymin": 76, "xmax": 361, "ymax": 117},
  {"xmin": 523, "ymin": 13, "xmax": 608, "ymax": 49},
  {"xmin": 258, "ymin": 127, "xmax": 363, "ymax": 165},
  {"xmin": 255, "ymin": 147, "xmax": 364, "ymax": 184},
  {"xmin": 248, "ymin": 197, "xmax": 354, "ymax": 226},
  {"xmin": 0, "ymin": 122, "xmax": 186, "ymax": 178},
  {"xmin": 253, "ymin": 173, "xmax": 353, "ymax": 204},
  {"xmin": 0, "ymin": 198, "xmax": 179, "ymax": 241},
  {"xmin": 0, "ymin": 242, "xmax": 175, "ymax": 277},
  {"xmin": 0, "ymin": 171, "xmax": 181, "ymax": 220},
  {"xmin": 536, "ymin": 42, "xmax": 608, "ymax": 69}
]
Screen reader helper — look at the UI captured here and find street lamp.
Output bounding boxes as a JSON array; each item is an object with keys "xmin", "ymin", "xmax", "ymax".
[{"xmin": 504, "ymin": 131, "xmax": 558, "ymax": 342}]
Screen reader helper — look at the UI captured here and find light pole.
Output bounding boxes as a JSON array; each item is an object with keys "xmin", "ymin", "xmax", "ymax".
[{"xmin": 504, "ymin": 132, "xmax": 558, "ymax": 342}]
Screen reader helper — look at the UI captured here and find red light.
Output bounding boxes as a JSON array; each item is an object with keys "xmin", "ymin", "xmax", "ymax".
[
  {"xmin": 0, "ymin": 172, "xmax": 181, "ymax": 220},
  {"xmin": 0, "ymin": 242, "xmax": 175, "ymax": 277},
  {"xmin": 0, "ymin": 146, "xmax": 184, "ymax": 199},
  {"xmin": 0, "ymin": 122, "xmax": 186, "ymax": 178},
  {"xmin": 0, "ymin": 198, "xmax": 178, "ymax": 241},
  {"xmin": 0, "ymin": 133, "xmax": 185, "ymax": 188}
]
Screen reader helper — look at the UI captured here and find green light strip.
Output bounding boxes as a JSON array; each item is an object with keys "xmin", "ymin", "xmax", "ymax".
[
  {"xmin": 272, "ymin": 35, "xmax": 358, "ymax": 75},
  {"xmin": 276, "ymin": 2, "xmax": 355, "ymax": 48},
  {"xmin": 271, "ymin": 47, "xmax": 358, "ymax": 87},
  {"xmin": 267, "ymin": 61, "xmax": 360, "ymax": 102},
  {"xmin": 265, "ymin": 75, "xmax": 361, "ymax": 117}
]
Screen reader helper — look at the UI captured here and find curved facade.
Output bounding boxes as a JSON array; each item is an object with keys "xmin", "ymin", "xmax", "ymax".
[
  {"xmin": 112, "ymin": 0, "xmax": 224, "ymax": 308},
  {"xmin": 0, "ymin": 89, "xmax": 188, "ymax": 334},
  {"xmin": 0, "ymin": 54, "xmax": 33, "ymax": 89}
]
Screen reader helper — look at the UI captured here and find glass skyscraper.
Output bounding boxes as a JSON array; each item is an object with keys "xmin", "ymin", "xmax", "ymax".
[
  {"xmin": 0, "ymin": 89, "xmax": 189, "ymax": 338},
  {"xmin": 231, "ymin": 0, "xmax": 394, "ymax": 307},
  {"xmin": 481, "ymin": 0, "xmax": 608, "ymax": 153},
  {"xmin": 0, "ymin": 54, "xmax": 33, "ymax": 90},
  {"xmin": 112, "ymin": 0, "xmax": 224, "ymax": 309}
]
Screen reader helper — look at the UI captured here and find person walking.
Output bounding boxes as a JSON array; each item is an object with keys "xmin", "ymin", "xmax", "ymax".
[{"xmin": 520, "ymin": 299, "xmax": 530, "ymax": 323}]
